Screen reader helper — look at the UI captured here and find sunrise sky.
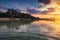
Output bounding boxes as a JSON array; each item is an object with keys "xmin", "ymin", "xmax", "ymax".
[
  {"xmin": 0, "ymin": 0, "xmax": 56, "ymax": 13},
  {"xmin": 0, "ymin": 0, "xmax": 60, "ymax": 14},
  {"xmin": 0, "ymin": 0, "xmax": 38, "ymax": 9}
]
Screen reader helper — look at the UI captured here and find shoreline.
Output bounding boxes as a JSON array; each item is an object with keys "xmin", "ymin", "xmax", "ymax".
[
  {"xmin": 0, "ymin": 18, "xmax": 36, "ymax": 21},
  {"xmin": 0, "ymin": 18, "xmax": 20, "ymax": 21},
  {"xmin": 0, "ymin": 18, "xmax": 54, "ymax": 21}
]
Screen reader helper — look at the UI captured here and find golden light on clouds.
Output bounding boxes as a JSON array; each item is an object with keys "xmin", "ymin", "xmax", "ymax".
[
  {"xmin": 32, "ymin": 0, "xmax": 60, "ymax": 24},
  {"xmin": 48, "ymin": 1, "xmax": 60, "ymax": 24}
]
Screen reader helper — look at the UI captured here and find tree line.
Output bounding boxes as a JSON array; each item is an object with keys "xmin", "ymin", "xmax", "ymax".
[{"xmin": 0, "ymin": 9, "xmax": 37, "ymax": 20}]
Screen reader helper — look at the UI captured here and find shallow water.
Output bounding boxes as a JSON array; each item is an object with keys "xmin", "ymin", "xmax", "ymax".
[{"xmin": 0, "ymin": 20, "xmax": 60, "ymax": 40}]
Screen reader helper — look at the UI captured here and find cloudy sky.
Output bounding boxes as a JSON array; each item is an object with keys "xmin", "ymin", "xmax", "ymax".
[
  {"xmin": 0, "ymin": 0, "xmax": 59, "ymax": 13},
  {"xmin": 0, "ymin": 0, "xmax": 38, "ymax": 9}
]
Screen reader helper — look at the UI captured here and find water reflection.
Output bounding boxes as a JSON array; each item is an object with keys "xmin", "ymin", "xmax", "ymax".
[
  {"xmin": 0, "ymin": 20, "xmax": 34, "ymax": 32},
  {"xmin": 32, "ymin": 20, "xmax": 60, "ymax": 38},
  {"xmin": 0, "ymin": 20, "xmax": 60, "ymax": 40}
]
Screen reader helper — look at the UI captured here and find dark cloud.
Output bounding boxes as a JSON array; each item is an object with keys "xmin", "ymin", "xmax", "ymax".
[
  {"xmin": 38, "ymin": 0, "xmax": 51, "ymax": 4},
  {"xmin": 27, "ymin": 8, "xmax": 40, "ymax": 14}
]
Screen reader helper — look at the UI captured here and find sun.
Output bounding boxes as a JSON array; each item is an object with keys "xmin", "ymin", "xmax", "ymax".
[{"xmin": 48, "ymin": 1, "xmax": 60, "ymax": 24}]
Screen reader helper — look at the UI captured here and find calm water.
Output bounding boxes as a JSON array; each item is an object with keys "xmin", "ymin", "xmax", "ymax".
[{"xmin": 0, "ymin": 20, "xmax": 60, "ymax": 40}]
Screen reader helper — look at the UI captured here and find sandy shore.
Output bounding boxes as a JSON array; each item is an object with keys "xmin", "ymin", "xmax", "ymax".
[{"xmin": 0, "ymin": 18, "xmax": 20, "ymax": 21}]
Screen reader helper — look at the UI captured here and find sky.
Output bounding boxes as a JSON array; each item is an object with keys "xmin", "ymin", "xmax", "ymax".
[
  {"xmin": 0, "ymin": 0, "xmax": 40, "ymax": 13},
  {"xmin": 0, "ymin": 0, "xmax": 59, "ymax": 14},
  {"xmin": 0, "ymin": 0, "xmax": 38, "ymax": 9}
]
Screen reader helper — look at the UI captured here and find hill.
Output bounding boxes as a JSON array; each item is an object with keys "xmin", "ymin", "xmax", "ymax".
[{"xmin": 0, "ymin": 9, "xmax": 40, "ymax": 20}]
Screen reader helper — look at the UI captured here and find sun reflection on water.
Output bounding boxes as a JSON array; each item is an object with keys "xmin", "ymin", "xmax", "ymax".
[{"xmin": 31, "ymin": 20, "xmax": 60, "ymax": 38}]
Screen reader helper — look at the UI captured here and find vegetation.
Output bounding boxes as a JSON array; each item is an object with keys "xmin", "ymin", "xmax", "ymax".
[
  {"xmin": 0, "ymin": 9, "xmax": 38, "ymax": 20},
  {"xmin": 0, "ymin": 9, "xmax": 52, "ymax": 21}
]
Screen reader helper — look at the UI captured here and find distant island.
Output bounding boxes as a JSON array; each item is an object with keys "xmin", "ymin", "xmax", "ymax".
[
  {"xmin": 0, "ymin": 9, "xmax": 54, "ymax": 21},
  {"xmin": 0, "ymin": 9, "xmax": 40, "ymax": 21}
]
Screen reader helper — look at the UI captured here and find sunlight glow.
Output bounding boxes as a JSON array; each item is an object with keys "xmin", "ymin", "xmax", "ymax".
[{"xmin": 48, "ymin": 1, "xmax": 60, "ymax": 24}]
